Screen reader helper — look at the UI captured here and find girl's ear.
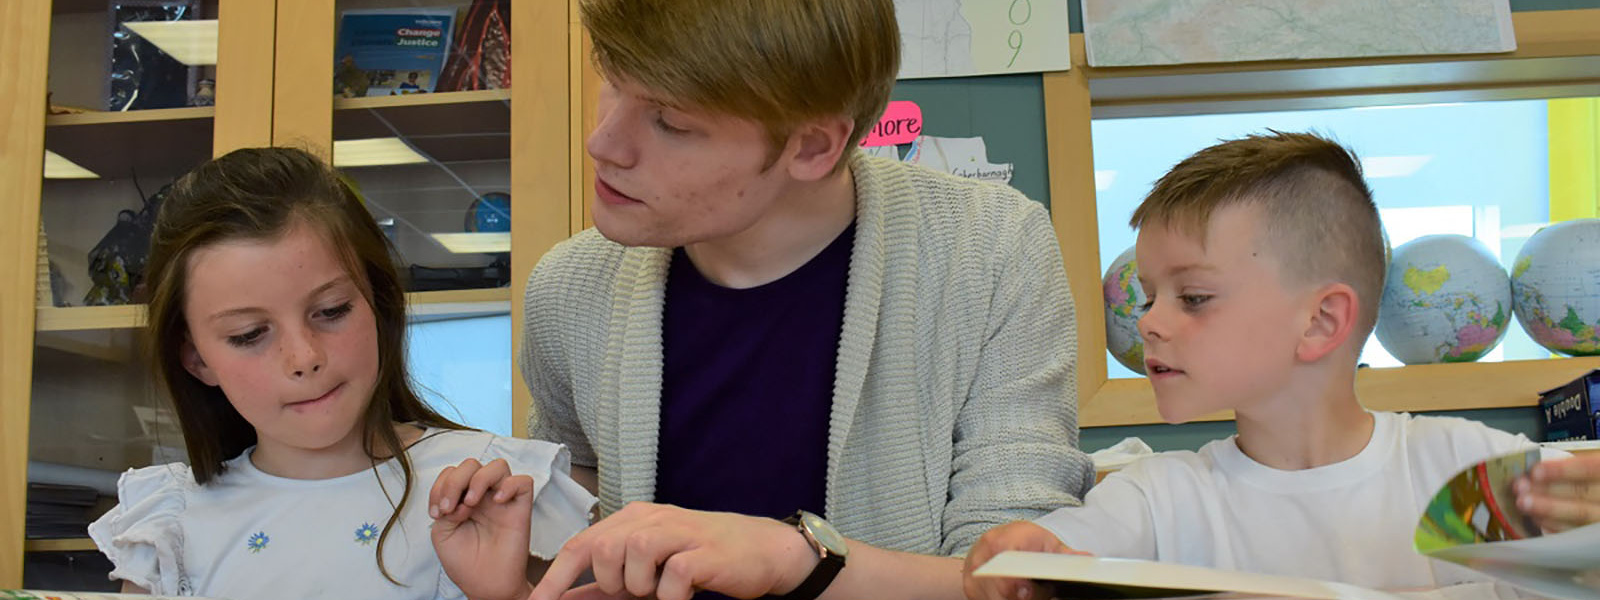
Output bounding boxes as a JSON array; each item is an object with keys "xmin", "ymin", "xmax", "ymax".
[{"xmin": 182, "ymin": 338, "xmax": 221, "ymax": 387}]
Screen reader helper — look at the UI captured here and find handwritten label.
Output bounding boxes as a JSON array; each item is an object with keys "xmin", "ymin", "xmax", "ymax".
[
  {"xmin": 1008, "ymin": 0, "xmax": 1032, "ymax": 67},
  {"xmin": 861, "ymin": 101, "xmax": 923, "ymax": 147}
]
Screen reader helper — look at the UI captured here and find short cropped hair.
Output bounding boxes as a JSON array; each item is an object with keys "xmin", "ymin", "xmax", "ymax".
[
  {"xmin": 582, "ymin": 0, "xmax": 901, "ymax": 162},
  {"xmin": 1130, "ymin": 131, "xmax": 1387, "ymax": 341}
]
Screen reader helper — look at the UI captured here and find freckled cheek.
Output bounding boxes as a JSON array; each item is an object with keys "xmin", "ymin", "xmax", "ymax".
[
  {"xmin": 211, "ymin": 358, "xmax": 277, "ymax": 413},
  {"xmin": 337, "ymin": 314, "xmax": 382, "ymax": 376}
]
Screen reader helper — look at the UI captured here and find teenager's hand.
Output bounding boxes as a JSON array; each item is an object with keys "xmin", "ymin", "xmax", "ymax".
[
  {"xmin": 527, "ymin": 502, "xmax": 815, "ymax": 600},
  {"xmin": 1517, "ymin": 453, "xmax": 1600, "ymax": 533},
  {"xmin": 431, "ymin": 458, "xmax": 536, "ymax": 600},
  {"xmin": 962, "ymin": 521, "xmax": 1083, "ymax": 600}
]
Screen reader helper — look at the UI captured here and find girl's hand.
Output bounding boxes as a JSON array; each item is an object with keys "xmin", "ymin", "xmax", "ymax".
[
  {"xmin": 431, "ymin": 458, "xmax": 536, "ymax": 600},
  {"xmin": 1517, "ymin": 453, "xmax": 1600, "ymax": 533}
]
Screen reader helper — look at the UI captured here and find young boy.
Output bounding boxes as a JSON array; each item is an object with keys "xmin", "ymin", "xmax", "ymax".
[{"xmin": 963, "ymin": 132, "xmax": 1600, "ymax": 600}]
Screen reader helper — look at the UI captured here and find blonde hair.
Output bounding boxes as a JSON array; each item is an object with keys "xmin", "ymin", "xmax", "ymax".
[
  {"xmin": 582, "ymin": 0, "xmax": 900, "ymax": 162},
  {"xmin": 1130, "ymin": 131, "xmax": 1387, "ymax": 340}
]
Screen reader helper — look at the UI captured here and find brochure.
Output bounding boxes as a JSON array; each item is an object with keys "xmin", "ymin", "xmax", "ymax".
[
  {"xmin": 334, "ymin": 8, "xmax": 455, "ymax": 97},
  {"xmin": 1415, "ymin": 450, "xmax": 1600, "ymax": 600}
]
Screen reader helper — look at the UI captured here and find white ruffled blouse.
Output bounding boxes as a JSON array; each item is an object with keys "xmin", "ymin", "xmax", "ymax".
[{"xmin": 88, "ymin": 428, "xmax": 595, "ymax": 600}]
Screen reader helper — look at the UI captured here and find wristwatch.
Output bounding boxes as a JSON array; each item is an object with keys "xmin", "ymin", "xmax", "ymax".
[{"xmin": 774, "ymin": 510, "xmax": 848, "ymax": 600}]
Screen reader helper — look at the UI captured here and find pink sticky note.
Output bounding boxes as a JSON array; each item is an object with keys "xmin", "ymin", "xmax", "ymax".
[{"xmin": 861, "ymin": 101, "xmax": 923, "ymax": 147}]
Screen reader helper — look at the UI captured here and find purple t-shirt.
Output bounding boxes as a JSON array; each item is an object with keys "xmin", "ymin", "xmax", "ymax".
[{"xmin": 654, "ymin": 223, "xmax": 855, "ymax": 524}]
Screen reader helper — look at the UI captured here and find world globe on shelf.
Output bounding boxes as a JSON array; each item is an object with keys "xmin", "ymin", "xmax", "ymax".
[
  {"xmin": 1511, "ymin": 218, "xmax": 1600, "ymax": 356},
  {"xmin": 1375, "ymin": 234, "xmax": 1511, "ymax": 365},
  {"xmin": 468, "ymin": 192, "xmax": 511, "ymax": 233},
  {"xmin": 1102, "ymin": 246, "xmax": 1147, "ymax": 374}
]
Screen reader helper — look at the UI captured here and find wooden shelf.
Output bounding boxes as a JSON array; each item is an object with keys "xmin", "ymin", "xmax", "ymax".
[
  {"xmin": 407, "ymin": 288, "xmax": 512, "ymax": 317},
  {"xmin": 43, "ymin": 112, "xmax": 214, "ymax": 182},
  {"xmin": 34, "ymin": 289, "xmax": 513, "ymax": 332},
  {"xmin": 24, "ymin": 538, "xmax": 96, "ymax": 553},
  {"xmin": 1081, "ymin": 356, "xmax": 1600, "ymax": 428},
  {"xmin": 35, "ymin": 305, "xmax": 146, "ymax": 333},
  {"xmin": 46, "ymin": 107, "xmax": 215, "ymax": 128},
  {"xmin": 335, "ymin": 92, "xmax": 511, "ymax": 164},
  {"xmin": 35, "ymin": 329, "xmax": 136, "ymax": 363},
  {"xmin": 334, "ymin": 89, "xmax": 510, "ymax": 111}
]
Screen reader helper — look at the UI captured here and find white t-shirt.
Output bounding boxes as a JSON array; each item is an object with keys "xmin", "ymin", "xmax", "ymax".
[
  {"xmin": 88, "ymin": 428, "xmax": 597, "ymax": 600},
  {"xmin": 1037, "ymin": 412, "xmax": 1560, "ymax": 591}
]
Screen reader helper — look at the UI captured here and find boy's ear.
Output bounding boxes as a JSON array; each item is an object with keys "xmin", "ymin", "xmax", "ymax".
[
  {"xmin": 1297, "ymin": 283, "xmax": 1361, "ymax": 363},
  {"xmin": 182, "ymin": 338, "xmax": 221, "ymax": 387},
  {"xmin": 782, "ymin": 115, "xmax": 855, "ymax": 182}
]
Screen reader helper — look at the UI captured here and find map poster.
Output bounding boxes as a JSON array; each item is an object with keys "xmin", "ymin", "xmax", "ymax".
[{"xmin": 1081, "ymin": 0, "xmax": 1516, "ymax": 67}]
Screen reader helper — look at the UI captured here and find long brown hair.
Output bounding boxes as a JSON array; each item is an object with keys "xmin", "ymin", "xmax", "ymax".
[{"xmin": 143, "ymin": 146, "xmax": 466, "ymax": 583}]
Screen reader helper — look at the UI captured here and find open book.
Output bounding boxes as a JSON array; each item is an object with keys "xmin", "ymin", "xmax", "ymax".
[
  {"xmin": 972, "ymin": 552, "xmax": 1406, "ymax": 600},
  {"xmin": 972, "ymin": 450, "xmax": 1600, "ymax": 600},
  {"xmin": 1414, "ymin": 449, "xmax": 1600, "ymax": 600}
]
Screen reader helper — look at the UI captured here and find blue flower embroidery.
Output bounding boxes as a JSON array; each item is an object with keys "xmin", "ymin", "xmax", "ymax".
[
  {"xmin": 354, "ymin": 522, "xmax": 380, "ymax": 545},
  {"xmin": 247, "ymin": 531, "xmax": 269, "ymax": 553}
]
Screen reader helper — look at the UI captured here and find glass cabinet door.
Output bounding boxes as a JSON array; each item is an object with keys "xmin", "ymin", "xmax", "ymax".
[{"xmin": 21, "ymin": 0, "xmax": 269, "ymax": 589}]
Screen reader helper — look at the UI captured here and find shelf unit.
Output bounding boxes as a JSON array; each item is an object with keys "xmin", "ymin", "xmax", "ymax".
[
  {"xmin": 334, "ymin": 88, "xmax": 511, "ymax": 110},
  {"xmin": 23, "ymin": 539, "xmax": 96, "ymax": 553},
  {"xmin": 2, "ymin": 0, "xmax": 573, "ymax": 588}
]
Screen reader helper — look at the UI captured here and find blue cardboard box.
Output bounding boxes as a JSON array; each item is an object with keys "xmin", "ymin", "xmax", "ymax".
[{"xmin": 1540, "ymin": 369, "xmax": 1600, "ymax": 442}]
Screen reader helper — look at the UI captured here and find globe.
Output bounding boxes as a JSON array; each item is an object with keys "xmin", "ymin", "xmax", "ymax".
[
  {"xmin": 1376, "ymin": 234, "xmax": 1511, "ymax": 365},
  {"xmin": 1511, "ymin": 219, "xmax": 1600, "ymax": 356},
  {"xmin": 1102, "ymin": 246, "xmax": 1147, "ymax": 374},
  {"xmin": 468, "ymin": 192, "xmax": 511, "ymax": 233}
]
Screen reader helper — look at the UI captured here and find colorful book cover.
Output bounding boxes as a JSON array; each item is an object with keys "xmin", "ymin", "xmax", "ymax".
[
  {"xmin": 334, "ymin": 9, "xmax": 455, "ymax": 98},
  {"xmin": 1415, "ymin": 450, "xmax": 1600, "ymax": 600}
]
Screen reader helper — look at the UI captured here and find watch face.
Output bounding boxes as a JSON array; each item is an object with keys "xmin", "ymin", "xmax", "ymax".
[{"xmin": 801, "ymin": 512, "xmax": 849, "ymax": 557}]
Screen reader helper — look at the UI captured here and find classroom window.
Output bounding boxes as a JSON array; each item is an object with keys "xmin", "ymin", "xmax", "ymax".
[
  {"xmin": 1091, "ymin": 99, "xmax": 1572, "ymax": 379},
  {"xmin": 406, "ymin": 313, "xmax": 514, "ymax": 435}
]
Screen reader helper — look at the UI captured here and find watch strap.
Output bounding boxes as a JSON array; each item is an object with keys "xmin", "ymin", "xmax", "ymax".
[{"xmin": 773, "ymin": 513, "xmax": 846, "ymax": 600}]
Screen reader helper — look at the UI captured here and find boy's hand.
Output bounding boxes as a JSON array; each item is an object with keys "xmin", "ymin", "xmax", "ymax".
[
  {"xmin": 431, "ymin": 458, "xmax": 536, "ymax": 600},
  {"xmin": 1516, "ymin": 453, "xmax": 1600, "ymax": 533},
  {"xmin": 963, "ymin": 521, "xmax": 1085, "ymax": 600}
]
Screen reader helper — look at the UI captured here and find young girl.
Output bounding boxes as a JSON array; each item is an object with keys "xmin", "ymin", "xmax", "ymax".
[{"xmin": 87, "ymin": 147, "xmax": 595, "ymax": 600}]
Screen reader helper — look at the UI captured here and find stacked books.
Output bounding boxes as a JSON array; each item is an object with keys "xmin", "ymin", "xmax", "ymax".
[{"xmin": 25, "ymin": 483, "xmax": 98, "ymax": 540}]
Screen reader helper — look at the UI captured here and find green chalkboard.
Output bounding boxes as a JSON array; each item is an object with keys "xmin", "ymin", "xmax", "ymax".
[
  {"xmin": 890, "ymin": 74, "xmax": 1052, "ymax": 210},
  {"xmin": 1513, "ymin": 0, "xmax": 1600, "ymax": 10}
]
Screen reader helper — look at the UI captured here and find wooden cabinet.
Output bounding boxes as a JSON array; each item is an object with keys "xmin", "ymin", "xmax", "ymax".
[{"xmin": 1, "ymin": 0, "xmax": 574, "ymax": 587}]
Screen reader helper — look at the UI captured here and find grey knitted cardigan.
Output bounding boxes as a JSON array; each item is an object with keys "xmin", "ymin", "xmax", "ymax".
[{"xmin": 522, "ymin": 152, "xmax": 1094, "ymax": 557}]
